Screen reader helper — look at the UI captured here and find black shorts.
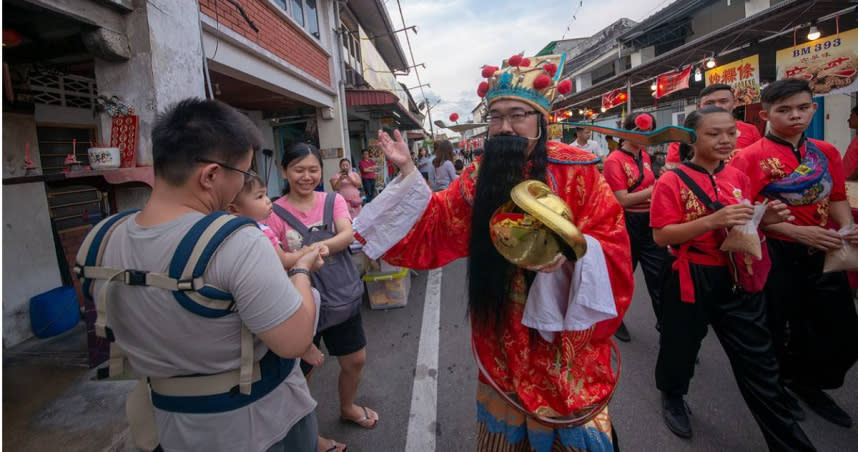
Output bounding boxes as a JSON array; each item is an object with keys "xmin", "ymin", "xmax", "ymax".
[{"xmin": 301, "ymin": 312, "xmax": 366, "ymax": 375}]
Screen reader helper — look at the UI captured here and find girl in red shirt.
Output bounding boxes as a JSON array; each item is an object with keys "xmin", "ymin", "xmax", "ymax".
[
  {"xmin": 650, "ymin": 107, "xmax": 814, "ymax": 450},
  {"xmin": 602, "ymin": 112, "xmax": 669, "ymax": 342}
]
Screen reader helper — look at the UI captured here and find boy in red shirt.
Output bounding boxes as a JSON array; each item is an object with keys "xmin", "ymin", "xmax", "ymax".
[
  {"xmin": 730, "ymin": 79, "xmax": 858, "ymax": 428},
  {"xmin": 665, "ymin": 83, "xmax": 761, "ymax": 169}
]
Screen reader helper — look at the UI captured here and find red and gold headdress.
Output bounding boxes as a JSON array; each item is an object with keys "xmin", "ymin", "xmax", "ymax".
[{"xmin": 478, "ymin": 53, "xmax": 570, "ymax": 117}]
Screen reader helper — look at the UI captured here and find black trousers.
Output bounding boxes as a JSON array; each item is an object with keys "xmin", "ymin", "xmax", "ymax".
[
  {"xmin": 765, "ymin": 238, "xmax": 858, "ymax": 389},
  {"xmin": 656, "ymin": 262, "xmax": 815, "ymax": 452},
  {"xmin": 625, "ymin": 211, "xmax": 669, "ymax": 321}
]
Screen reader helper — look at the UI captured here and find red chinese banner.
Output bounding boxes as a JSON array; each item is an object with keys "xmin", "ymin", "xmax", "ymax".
[
  {"xmin": 705, "ymin": 55, "xmax": 761, "ymax": 106},
  {"xmin": 110, "ymin": 115, "xmax": 139, "ymax": 168},
  {"xmin": 602, "ymin": 88, "xmax": 628, "ymax": 111},
  {"xmin": 656, "ymin": 66, "xmax": 692, "ymax": 99}
]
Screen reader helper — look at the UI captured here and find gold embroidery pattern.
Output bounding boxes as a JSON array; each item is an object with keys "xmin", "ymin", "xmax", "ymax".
[
  {"xmin": 817, "ymin": 199, "xmax": 830, "ymax": 227},
  {"xmin": 760, "ymin": 157, "xmax": 787, "ymax": 179},
  {"xmin": 622, "ymin": 162, "xmax": 635, "ymax": 187},
  {"xmin": 680, "ymin": 187, "xmax": 706, "ymax": 222}
]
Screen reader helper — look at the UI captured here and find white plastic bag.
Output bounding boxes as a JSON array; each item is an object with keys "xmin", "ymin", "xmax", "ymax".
[
  {"xmin": 823, "ymin": 225, "xmax": 858, "ymax": 273},
  {"xmin": 721, "ymin": 201, "xmax": 766, "ymax": 259}
]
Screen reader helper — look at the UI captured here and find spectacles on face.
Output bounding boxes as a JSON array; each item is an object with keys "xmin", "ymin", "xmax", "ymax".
[
  {"xmin": 196, "ymin": 158, "xmax": 256, "ymax": 182},
  {"xmin": 487, "ymin": 110, "xmax": 540, "ymax": 126}
]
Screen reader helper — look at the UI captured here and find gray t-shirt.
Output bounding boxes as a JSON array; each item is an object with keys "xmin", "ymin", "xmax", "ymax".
[{"xmin": 98, "ymin": 212, "xmax": 315, "ymax": 452}]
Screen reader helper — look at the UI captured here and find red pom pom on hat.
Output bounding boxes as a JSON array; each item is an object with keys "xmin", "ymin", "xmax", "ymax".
[
  {"xmin": 481, "ymin": 65, "xmax": 498, "ymax": 78},
  {"xmin": 449, "ymin": 113, "xmax": 459, "ymax": 122},
  {"xmin": 543, "ymin": 63, "xmax": 557, "ymax": 77},
  {"xmin": 533, "ymin": 74, "xmax": 551, "ymax": 90},
  {"xmin": 520, "ymin": 58, "xmax": 531, "ymax": 67},
  {"xmin": 477, "ymin": 81, "xmax": 489, "ymax": 97},
  {"xmin": 634, "ymin": 113, "xmax": 654, "ymax": 131},
  {"xmin": 508, "ymin": 54, "xmax": 523, "ymax": 67},
  {"xmin": 557, "ymin": 79, "xmax": 572, "ymax": 95}
]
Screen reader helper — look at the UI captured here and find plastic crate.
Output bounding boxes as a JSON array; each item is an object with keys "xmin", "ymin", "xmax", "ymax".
[{"xmin": 363, "ymin": 267, "xmax": 410, "ymax": 310}]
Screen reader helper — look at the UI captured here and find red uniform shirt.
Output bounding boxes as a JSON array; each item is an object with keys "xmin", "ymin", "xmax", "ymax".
[
  {"xmin": 666, "ymin": 120, "xmax": 762, "ymax": 163},
  {"xmin": 603, "ymin": 148, "xmax": 655, "ymax": 210},
  {"xmin": 651, "ymin": 163, "xmax": 750, "ymax": 266},
  {"xmin": 729, "ymin": 135, "xmax": 846, "ymax": 242},
  {"xmin": 651, "ymin": 163, "xmax": 751, "ymax": 302}
]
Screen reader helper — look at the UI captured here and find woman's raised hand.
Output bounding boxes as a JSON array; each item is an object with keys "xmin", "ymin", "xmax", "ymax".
[{"xmin": 377, "ymin": 129, "xmax": 415, "ymax": 175}]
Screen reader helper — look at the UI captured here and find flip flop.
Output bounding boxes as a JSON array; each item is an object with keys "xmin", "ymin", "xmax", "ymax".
[
  {"xmin": 324, "ymin": 439, "xmax": 347, "ymax": 452},
  {"xmin": 340, "ymin": 406, "xmax": 378, "ymax": 429}
]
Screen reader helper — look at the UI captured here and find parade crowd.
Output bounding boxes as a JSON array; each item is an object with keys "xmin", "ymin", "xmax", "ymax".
[{"xmin": 74, "ymin": 48, "xmax": 857, "ymax": 452}]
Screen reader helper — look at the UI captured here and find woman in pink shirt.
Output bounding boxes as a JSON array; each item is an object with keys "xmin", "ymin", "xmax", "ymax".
[
  {"xmin": 266, "ymin": 143, "xmax": 378, "ymax": 452},
  {"xmin": 330, "ymin": 158, "xmax": 363, "ymax": 218}
]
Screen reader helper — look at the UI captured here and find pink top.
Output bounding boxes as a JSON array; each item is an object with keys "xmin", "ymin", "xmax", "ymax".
[
  {"xmin": 842, "ymin": 135, "xmax": 858, "ymax": 178},
  {"xmin": 264, "ymin": 192, "xmax": 350, "ymax": 252},
  {"xmin": 258, "ymin": 223, "xmax": 280, "ymax": 250}
]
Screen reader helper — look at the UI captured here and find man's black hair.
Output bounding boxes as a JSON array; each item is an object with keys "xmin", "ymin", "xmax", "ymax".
[
  {"xmin": 760, "ymin": 79, "xmax": 814, "ymax": 109},
  {"xmin": 699, "ymin": 83, "xmax": 734, "ymax": 99},
  {"xmin": 852, "ymin": 105, "xmax": 858, "ymax": 116},
  {"xmin": 152, "ymin": 98, "xmax": 262, "ymax": 186}
]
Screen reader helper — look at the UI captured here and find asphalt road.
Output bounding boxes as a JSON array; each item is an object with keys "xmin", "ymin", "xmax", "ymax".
[{"xmin": 310, "ymin": 259, "xmax": 858, "ymax": 451}]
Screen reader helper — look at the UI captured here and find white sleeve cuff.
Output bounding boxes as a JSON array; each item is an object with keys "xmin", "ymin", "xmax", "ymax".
[
  {"xmin": 522, "ymin": 234, "xmax": 618, "ymax": 342},
  {"xmin": 353, "ymin": 169, "xmax": 432, "ymax": 259}
]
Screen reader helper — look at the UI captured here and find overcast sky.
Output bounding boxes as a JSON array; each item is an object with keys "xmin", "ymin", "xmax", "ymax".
[{"xmin": 385, "ymin": 0, "xmax": 673, "ymax": 132}]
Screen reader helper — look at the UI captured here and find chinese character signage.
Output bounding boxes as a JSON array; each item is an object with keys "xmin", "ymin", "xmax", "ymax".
[
  {"xmin": 602, "ymin": 88, "xmax": 628, "ymax": 111},
  {"xmin": 776, "ymin": 28, "xmax": 858, "ymax": 95},
  {"xmin": 705, "ymin": 55, "xmax": 760, "ymax": 106},
  {"xmin": 656, "ymin": 66, "xmax": 692, "ymax": 99}
]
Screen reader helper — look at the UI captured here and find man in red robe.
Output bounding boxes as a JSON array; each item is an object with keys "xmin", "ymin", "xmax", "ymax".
[{"xmin": 353, "ymin": 53, "xmax": 633, "ymax": 451}]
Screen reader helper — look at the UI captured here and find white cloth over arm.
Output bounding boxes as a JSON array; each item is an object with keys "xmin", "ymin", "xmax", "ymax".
[
  {"xmin": 522, "ymin": 234, "xmax": 618, "ymax": 342},
  {"xmin": 353, "ymin": 169, "xmax": 432, "ymax": 259}
]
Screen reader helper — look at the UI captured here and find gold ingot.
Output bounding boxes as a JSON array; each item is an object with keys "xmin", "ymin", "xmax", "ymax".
[{"xmin": 489, "ymin": 180, "xmax": 586, "ymax": 267}]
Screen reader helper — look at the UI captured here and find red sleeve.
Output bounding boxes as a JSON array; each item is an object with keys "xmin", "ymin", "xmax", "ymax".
[
  {"xmin": 381, "ymin": 164, "xmax": 476, "ymax": 269},
  {"xmin": 736, "ymin": 121, "xmax": 762, "ymax": 150},
  {"xmin": 559, "ymin": 166, "xmax": 633, "ymax": 341},
  {"xmin": 666, "ymin": 142, "xmax": 681, "ymax": 163},
  {"xmin": 728, "ymin": 148, "xmax": 767, "ymax": 201},
  {"xmin": 816, "ymin": 139, "xmax": 847, "ymax": 202},
  {"xmin": 602, "ymin": 156, "xmax": 627, "ymax": 192},
  {"xmin": 649, "ymin": 173, "xmax": 684, "ymax": 228}
]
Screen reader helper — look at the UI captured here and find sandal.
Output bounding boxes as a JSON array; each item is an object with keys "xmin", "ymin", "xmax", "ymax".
[
  {"xmin": 340, "ymin": 405, "xmax": 378, "ymax": 429},
  {"xmin": 322, "ymin": 439, "xmax": 347, "ymax": 452}
]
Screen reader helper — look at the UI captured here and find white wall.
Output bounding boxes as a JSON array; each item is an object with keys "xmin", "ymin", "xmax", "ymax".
[{"xmin": 2, "ymin": 182, "xmax": 64, "ymax": 347}]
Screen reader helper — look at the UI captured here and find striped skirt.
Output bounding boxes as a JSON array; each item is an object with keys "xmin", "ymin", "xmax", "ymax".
[{"xmin": 476, "ymin": 383, "xmax": 615, "ymax": 452}]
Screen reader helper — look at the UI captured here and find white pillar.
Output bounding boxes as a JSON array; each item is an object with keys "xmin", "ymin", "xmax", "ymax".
[
  {"xmin": 824, "ymin": 94, "xmax": 853, "ymax": 155},
  {"xmin": 317, "ymin": 101, "xmax": 348, "ymax": 190}
]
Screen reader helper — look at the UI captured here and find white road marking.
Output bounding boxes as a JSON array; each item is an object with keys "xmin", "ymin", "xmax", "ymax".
[{"xmin": 405, "ymin": 268, "xmax": 443, "ymax": 452}]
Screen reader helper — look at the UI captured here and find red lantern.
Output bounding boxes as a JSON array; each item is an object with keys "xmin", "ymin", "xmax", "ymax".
[{"xmin": 449, "ymin": 113, "xmax": 459, "ymax": 122}]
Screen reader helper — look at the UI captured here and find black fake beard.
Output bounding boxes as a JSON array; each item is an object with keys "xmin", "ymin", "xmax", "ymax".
[{"xmin": 467, "ymin": 135, "xmax": 530, "ymax": 328}]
